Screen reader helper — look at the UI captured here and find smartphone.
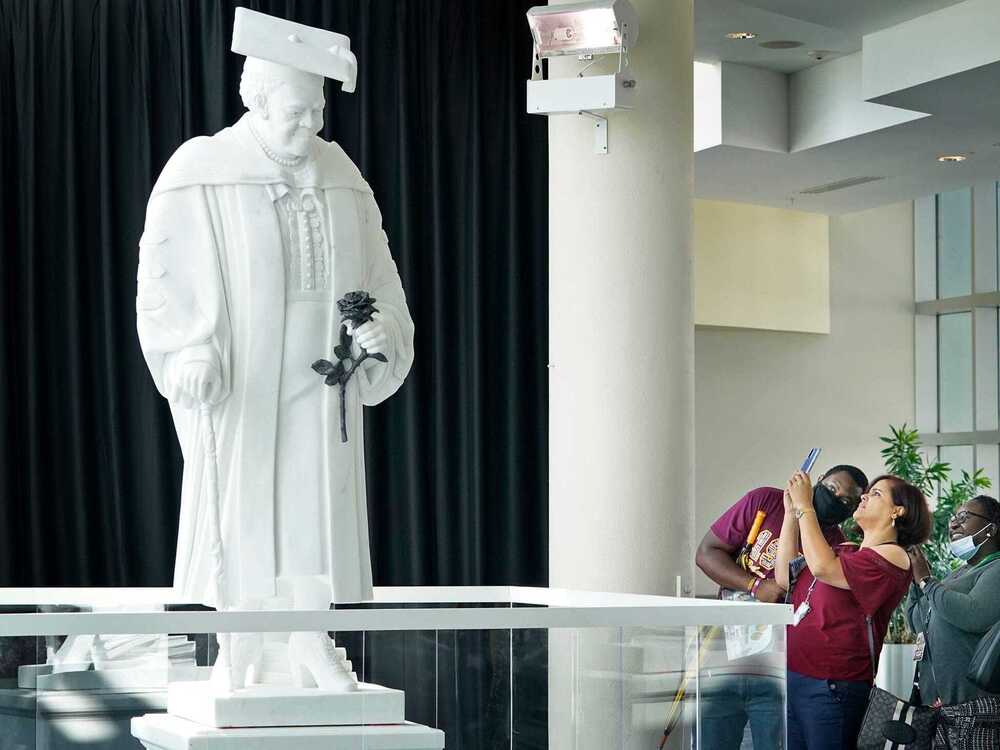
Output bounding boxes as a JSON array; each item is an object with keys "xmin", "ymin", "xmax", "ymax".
[{"xmin": 800, "ymin": 448, "xmax": 822, "ymax": 473}]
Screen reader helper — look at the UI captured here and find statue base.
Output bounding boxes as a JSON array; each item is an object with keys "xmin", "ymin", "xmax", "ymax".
[
  {"xmin": 131, "ymin": 714, "xmax": 445, "ymax": 750},
  {"xmin": 167, "ymin": 680, "xmax": 405, "ymax": 728},
  {"xmin": 18, "ymin": 664, "xmax": 210, "ymax": 690}
]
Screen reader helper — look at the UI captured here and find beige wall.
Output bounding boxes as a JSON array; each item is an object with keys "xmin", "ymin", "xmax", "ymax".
[
  {"xmin": 695, "ymin": 199, "xmax": 830, "ymax": 333},
  {"xmin": 694, "ymin": 201, "xmax": 915, "ymax": 594}
]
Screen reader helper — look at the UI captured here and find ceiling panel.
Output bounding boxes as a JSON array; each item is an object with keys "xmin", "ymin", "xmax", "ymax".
[
  {"xmin": 736, "ymin": 0, "xmax": 969, "ymax": 36},
  {"xmin": 694, "ymin": 0, "xmax": 1000, "ymax": 213},
  {"xmin": 695, "ymin": 0, "xmax": 855, "ymax": 73}
]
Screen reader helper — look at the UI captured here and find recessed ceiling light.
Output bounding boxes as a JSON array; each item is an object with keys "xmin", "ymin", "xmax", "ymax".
[
  {"xmin": 759, "ymin": 40, "xmax": 804, "ymax": 50},
  {"xmin": 808, "ymin": 50, "xmax": 838, "ymax": 61},
  {"xmin": 725, "ymin": 31, "xmax": 757, "ymax": 40},
  {"xmin": 937, "ymin": 154, "xmax": 968, "ymax": 163}
]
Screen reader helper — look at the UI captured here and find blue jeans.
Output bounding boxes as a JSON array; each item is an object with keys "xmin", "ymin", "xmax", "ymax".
[
  {"xmin": 786, "ymin": 670, "xmax": 870, "ymax": 750},
  {"xmin": 699, "ymin": 673, "xmax": 785, "ymax": 749}
]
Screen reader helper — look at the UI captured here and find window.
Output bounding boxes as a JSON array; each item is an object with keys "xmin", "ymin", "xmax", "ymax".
[
  {"xmin": 938, "ymin": 312, "xmax": 973, "ymax": 432},
  {"xmin": 937, "ymin": 188, "xmax": 972, "ymax": 299},
  {"xmin": 915, "ymin": 182, "xmax": 1000, "ymax": 483}
]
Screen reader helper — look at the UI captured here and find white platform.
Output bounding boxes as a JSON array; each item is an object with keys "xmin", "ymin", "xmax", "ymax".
[
  {"xmin": 38, "ymin": 665, "xmax": 211, "ymax": 691},
  {"xmin": 132, "ymin": 714, "xmax": 445, "ymax": 750},
  {"xmin": 168, "ymin": 680, "xmax": 405, "ymax": 728}
]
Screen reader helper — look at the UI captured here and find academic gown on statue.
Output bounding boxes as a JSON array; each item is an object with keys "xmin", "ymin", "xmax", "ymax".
[{"xmin": 136, "ymin": 114, "xmax": 414, "ymax": 608}]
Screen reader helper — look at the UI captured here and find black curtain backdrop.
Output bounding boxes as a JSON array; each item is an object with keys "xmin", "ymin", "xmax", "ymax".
[{"xmin": 0, "ymin": 1, "xmax": 548, "ymax": 591}]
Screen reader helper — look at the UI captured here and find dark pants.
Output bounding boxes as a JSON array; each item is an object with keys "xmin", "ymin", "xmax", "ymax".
[
  {"xmin": 786, "ymin": 670, "xmax": 870, "ymax": 750},
  {"xmin": 699, "ymin": 673, "xmax": 786, "ymax": 749}
]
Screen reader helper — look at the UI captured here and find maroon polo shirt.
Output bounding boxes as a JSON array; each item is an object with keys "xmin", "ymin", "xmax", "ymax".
[{"xmin": 711, "ymin": 487, "xmax": 845, "ymax": 584}]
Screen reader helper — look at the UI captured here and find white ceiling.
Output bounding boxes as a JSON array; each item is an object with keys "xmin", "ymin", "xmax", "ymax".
[
  {"xmin": 693, "ymin": 0, "xmax": 1000, "ymax": 214},
  {"xmin": 696, "ymin": 0, "xmax": 968, "ymax": 74},
  {"xmin": 736, "ymin": 0, "xmax": 968, "ymax": 37},
  {"xmin": 697, "ymin": 116, "xmax": 1000, "ymax": 215},
  {"xmin": 695, "ymin": 0, "xmax": 853, "ymax": 74},
  {"xmin": 694, "ymin": 0, "xmax": 961, "ymax": 73}
]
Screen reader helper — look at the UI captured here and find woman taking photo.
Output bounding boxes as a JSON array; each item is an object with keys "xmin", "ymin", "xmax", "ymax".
[
  {"xmin": 776, "ymin": 472, "xmax": 931, "ymax": 750},
  {"xmin": 906, "ymin": 494, "xmax": 1000, "ymax": 747}
]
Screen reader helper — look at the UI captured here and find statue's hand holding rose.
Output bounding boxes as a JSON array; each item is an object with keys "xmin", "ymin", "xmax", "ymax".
[{"xmin": 312, "ymin": 291, "xmax": 390, "ymax": 442}]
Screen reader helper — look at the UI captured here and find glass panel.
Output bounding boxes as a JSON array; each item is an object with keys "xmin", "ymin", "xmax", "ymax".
[
  {"xmin": 0, "ymin": 597, "xmax": 789, "ymax": 750},
  {"xmin": 512, "ymin": 629, "xmax": 547, "ymax": 749},
  {"xmin": 940, "ymin": 445, "xmax": 975, "ymax": 482},
  {"xmin": 975, "ymin": 307, "xmax": 1000, "ymax": 431},
  {"xmin": 938, "ymin": 312, "xmax": 974, "ymax": 432},
  {"xmin": 975, "ymin": 444, "xmax": 1000, "ymax": 491},
  {"xmin": 696, "ymin": 623, "xmax": 786, "ymax": 749},
  {"xmin": 995, "ymin": 181, "xmax": 1000, "ymax": 291},
  {"xmin": 563, "ymin": 627, "xmax": 624, "ymax": 748},
  {"xmin": 938, "ymin": 188, "xmax": 973, "ymax": 298}
]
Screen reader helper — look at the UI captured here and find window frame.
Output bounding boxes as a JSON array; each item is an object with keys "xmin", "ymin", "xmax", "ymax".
[{"xmin": 914, "ymin": 183, "xmax": 1000, "ymax": 484}]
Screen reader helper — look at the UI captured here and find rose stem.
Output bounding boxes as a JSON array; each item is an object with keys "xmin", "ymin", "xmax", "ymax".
[{"xmin": 338, "ymin": 351, "xmax": 369, "ymax": 443}]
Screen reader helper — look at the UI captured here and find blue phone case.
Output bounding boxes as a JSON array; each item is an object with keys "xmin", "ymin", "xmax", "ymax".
[{"xmin": 801, "ymin": 448, "xmax": 821, "ymax": 473}]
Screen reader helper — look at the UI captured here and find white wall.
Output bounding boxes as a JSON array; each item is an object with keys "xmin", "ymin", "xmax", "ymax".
[
  {"xmin": 694, "ymin": 62, "xmax": 787, "ymax": 154},
  {"xmin": 693, "ymin": 201, "xmax": 915, "ymax": 594},
  {"xmin": 789, "ymin": 52, "xmax": 927, "ymax": 153},
  {"xmin": 695, "ymin": 199, "xmax": 829, "ymax": 333}
]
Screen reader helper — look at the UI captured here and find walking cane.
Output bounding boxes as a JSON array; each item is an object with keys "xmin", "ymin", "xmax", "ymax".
[
  {"xmin": 658, "ymin": 626, "xmax": 720, "ymax": 749},
  {"xmin": 200, "ymin": 402, "xmax": 235, "ymax": 690}
]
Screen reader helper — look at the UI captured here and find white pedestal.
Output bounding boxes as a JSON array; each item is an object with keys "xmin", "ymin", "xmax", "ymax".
[
  {"xmin": 40, "ymin": 665, "xmax": 211, "ymax": 692},
  {"xmin": 131, "ymin": 714, "xmax": 445, "ymax": 750},
  {"xmin": 168, "ymin": 680, "xmax": 405, "ymax": 728},
  {"xmin": 18, "ymin": 663, "xmax": 54, "ymax": 688}
]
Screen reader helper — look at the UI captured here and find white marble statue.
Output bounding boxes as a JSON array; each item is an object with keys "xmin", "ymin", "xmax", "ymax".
[{"xmin": 136, "ymin": 9, "xmax": 414, "ymax": 692}]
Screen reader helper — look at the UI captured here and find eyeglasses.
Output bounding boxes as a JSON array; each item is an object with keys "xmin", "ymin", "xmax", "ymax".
[{"xmin": 951, "ymin": 510, "xmax": 992, "ymax": 525}]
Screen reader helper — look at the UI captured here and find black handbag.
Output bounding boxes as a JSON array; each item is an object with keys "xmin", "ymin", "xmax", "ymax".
[
  {"xmin": 857, "ymin": 617, "xmax": 939, "ymax": 750},
  {"xmin": 967, "ymin": 619, "xmax": 1000, "ymax": 693}
]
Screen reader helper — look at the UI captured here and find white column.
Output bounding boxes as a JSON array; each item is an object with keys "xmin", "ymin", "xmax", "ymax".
[
  {"xmin": 547, "ymin": 4, "xmax": 694, "ymax": 745},
  {"xmin": 548, "ymin": 0, "xmax": 695, "ymax": 597}
]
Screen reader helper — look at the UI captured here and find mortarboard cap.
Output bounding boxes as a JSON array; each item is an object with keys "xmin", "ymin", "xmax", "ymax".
[{"xmin": 232, "ymin": 8, "xmax": 358, "ymax": 94}]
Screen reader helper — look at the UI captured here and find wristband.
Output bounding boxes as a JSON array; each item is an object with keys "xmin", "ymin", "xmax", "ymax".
[
  {"xmin": 750, "ymin": 577, "xmax": 762, "ymax": 596},
  {"xmin": 794, "ymin": 508, "xmax": 816, "ymax": 520}
]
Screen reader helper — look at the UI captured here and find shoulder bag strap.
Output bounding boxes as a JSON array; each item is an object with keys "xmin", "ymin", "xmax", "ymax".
[{"xmin": 865, "ymin": 615, "xmax": 877, "ymax": 673}]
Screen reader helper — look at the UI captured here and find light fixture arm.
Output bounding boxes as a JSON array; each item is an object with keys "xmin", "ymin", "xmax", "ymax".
[
  {"xmin": 618, "ymin": 31, "xmax": 631, "ymax": 74},
  {"xmin": 579, "ymin": 110, "xmax": 608, "ymax": 154}
]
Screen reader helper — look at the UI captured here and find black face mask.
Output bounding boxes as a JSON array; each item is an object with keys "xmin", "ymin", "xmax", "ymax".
[{"xmin": 813, "ymin": 483, "xmax": 853, "ymax": 526}]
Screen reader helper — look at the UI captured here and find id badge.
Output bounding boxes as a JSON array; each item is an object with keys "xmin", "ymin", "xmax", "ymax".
[
  {"xmin": 913, "ymin": 632, "xmax": 926, "ymax": 662},
  {"xmin": 792, "ymin": 601, "xmax": 811, "ymax": 626}
]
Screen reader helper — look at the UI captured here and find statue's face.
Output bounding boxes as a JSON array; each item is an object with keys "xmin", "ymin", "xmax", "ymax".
[{"xmin": 259, "ymin": 81, "xmax": 326, "ymax": 158}]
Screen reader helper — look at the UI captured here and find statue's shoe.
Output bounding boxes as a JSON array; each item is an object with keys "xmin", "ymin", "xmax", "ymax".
[
  {"xmin": 210, "ymin": 632, "xmax": 263, "ymax": 692},
  {"xmin": 287, "ymin": 632, "xmax": 358, "ymax": 692}
]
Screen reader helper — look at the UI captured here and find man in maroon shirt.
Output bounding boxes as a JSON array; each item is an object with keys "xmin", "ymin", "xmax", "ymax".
[{"xmin": 694, "ymin": 465, "xmax": 868, "ymax": 749}]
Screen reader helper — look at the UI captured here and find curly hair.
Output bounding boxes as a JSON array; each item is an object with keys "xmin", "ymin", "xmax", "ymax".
[{"xmin": 238, "ymin": 69, "xmax": 286, "ymax": 114}]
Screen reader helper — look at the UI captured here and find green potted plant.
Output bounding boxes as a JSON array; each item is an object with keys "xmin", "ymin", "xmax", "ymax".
[{"xmin": 856, "ymin": 425, "xmax": 991, "ymax": 696}]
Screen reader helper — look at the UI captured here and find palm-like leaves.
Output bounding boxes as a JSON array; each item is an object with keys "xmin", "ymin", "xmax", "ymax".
[{"xmin": 876, "ymin": 424, "xmax": 992, "ymax": 643}]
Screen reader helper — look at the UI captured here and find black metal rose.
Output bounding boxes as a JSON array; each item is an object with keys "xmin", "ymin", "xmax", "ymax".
[
  {"xmin": 337, "ymin": 291, "xmax": 379, "ymax": 328},
  {"xmin": 312, "ymin": 290, "xmax": 389, "ymax": 443}
]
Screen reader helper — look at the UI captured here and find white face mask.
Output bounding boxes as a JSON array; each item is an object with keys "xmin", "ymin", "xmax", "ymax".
[{"xmin": 948, "ymin": 523, "xmax": 995, "ymax": 561}]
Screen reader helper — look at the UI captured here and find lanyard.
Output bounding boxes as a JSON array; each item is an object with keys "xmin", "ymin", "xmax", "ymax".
[
  {"xmin": 973, "ymin": 551, "xmax": 1000, "ymax": 571},
  {"xmin": 802, "ymin": 575, "xmax": 818, "ymax": 604}
]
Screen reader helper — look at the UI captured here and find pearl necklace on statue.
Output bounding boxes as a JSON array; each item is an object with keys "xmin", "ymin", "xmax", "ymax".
[{"xmin": 248, "ymin": 118, "xmax": 305, "ymax": 169}]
